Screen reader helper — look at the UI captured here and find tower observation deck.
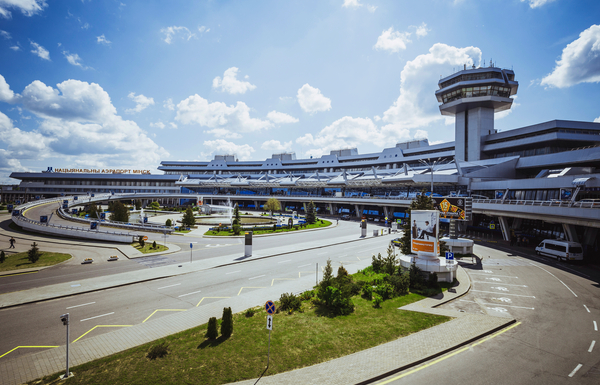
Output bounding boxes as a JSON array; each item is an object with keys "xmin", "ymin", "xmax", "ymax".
[{"xmin": 436, "ymin": 64, "xmax": 518, "ymax": 161}]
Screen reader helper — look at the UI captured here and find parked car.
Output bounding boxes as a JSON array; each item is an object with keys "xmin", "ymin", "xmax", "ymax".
[
  {"xmin": 535, "ymin": 239, "xmax": 583, "ymax": 262},
  {"xmin": 341, "ymin": 214, "xmax": 351, "ymax": 220},
  {"xmin": 391, "ymin": 238, "xmax": 402, "ymax": 247}
]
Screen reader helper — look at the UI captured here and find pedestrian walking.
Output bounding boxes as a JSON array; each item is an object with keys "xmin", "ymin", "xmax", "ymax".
[{"xmin": 9, "ymin": 237, "xmax": 15, "ymax": 248}]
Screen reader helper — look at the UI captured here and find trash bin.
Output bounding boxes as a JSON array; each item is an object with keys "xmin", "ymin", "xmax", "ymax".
[{"xmin": 373, "ymin": 229, "xmax": 378, "ymax": 237}]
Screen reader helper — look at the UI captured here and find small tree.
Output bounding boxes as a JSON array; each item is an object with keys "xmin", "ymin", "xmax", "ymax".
[
  {"xmin": 264, "ymin": 197, "xmax": 281, "ymax": 217},
  {"xmin": 221, "ymin": 307, "xmax": 233, "ymax": 338},
  {"xmin": 28, "ymin": 242, "xmax": 41, "ymax": 264},
  {"xmin": 383, "ymin": 244, "xmax": 398, "ymax": 275},
  {"xmin": 232, "ymin": 204, "xmax": 241, "ymax": 226},
  {"xmin": 149, "ymin": 201, "xmax": 160, "ymax": 210},
  {"xmin": 206, "ymin": 317, "xmax": 218, "ymax": 339},
  {"xmin": 152, "ymin": 240, "xmax": 157, "ymax": 249},
  {"xmin": 305, "ymin": 200, "xmax": 317, "ymax": 224},
  {"xmin": 135, "ymin": 200, "xmax": 142, "ymax": 210},
  {"xmin": 182, "ymin": 207, "xmax": 196, "ymax": 228},
  {"xmin": 87, "ymin": 203, "xmax": 100, "ymax": 219},
  {"xmin": 0, "ymin": 251, "xmax": 5, "ymax": 264},
  {"xmin": 165, "ymin": 218, "xmax": 172, "ymax": 227},
  {"xmin": 109, "ymin": 201, "xmax": 130, "ymax": 222},
  {"xmin": 138, "ymin": 235, "xmax": 145, "ymax": 248}
]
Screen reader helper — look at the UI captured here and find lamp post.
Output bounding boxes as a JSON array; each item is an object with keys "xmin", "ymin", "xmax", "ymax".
[{"xmin": 418, "ymin": 158, "xmax": 453, "ymax": 196}]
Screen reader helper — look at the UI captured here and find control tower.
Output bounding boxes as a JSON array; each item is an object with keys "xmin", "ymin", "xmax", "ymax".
[{"xmin": 436, "ymin": 63, "xmax": 518, "ymax": 161}]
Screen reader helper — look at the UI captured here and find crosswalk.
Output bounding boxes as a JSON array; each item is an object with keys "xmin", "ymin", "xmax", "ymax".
[{"xmin": 482, "ymin": 258, "xmax": 535, "ymax": 267}]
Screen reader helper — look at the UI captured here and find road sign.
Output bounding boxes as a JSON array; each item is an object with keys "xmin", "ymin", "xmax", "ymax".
[
  {"xmin": 143, "ymin": 236, "xmax": 148, "ymax": 241},
  {"xmin": 445, "ymin": 251, "xmax": 454, "ymax": 260},
  {"xmin": 190, "ymin": 243, "xmax": 193, "ymax": 249},
  {"xmin": 489, "ymin": 224, "xmax": 496, "ymax": 230},
  {"xmin": 265, "ymin": 300, "xmax": 276, "ymax": 315},
  {"xmin": 266, "ymin": 315, "xmax": 273, "ymax": 330}
]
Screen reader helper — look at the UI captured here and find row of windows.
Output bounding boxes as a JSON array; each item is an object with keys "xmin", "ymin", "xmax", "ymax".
[
  {"xmin": 40, "ymin": 180, "xmax": 176, "ymax": 187},
  {"xmin": 442, "ymin": 85, "xmax": 512, "ymax": 103},
  {"xmin": 439, "ymin": 71, "xmax": 504, "ymax": 89},
  {"xmin": 490, "ymin": 146, "xmax": 570, "ymax": 159},
  {"xmin": 30, "ymin": 188, "xmax": 178, "ymax": 193}
]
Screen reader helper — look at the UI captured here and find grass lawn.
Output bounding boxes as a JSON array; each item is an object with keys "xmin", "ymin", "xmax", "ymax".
[
  {"xmin": 0, "ymin": 251, "xmax": 71, "ymax": 272},
  {"xmin": 205, "ymin": 219, "xmax": 332, "ymax": 236},
  {"xmin": 28, "ymin": 291, "xmax": 449, "ymax": 385},
  {"xmin": 132, "ymin": 242, "xmax": 169, "ymax": 254}
]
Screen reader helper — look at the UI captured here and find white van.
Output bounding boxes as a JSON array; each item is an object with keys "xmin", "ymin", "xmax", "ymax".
[{"xmin": 535, "ymin": 239, "xmax": 584, "ymax": 262}]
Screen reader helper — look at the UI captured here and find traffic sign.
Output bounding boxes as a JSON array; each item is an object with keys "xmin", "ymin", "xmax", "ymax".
[
  {"xmin": 266, "ymin": 315, "xmax": 273, "ymax": 330},
  {"xmin": 190, "ymin": 243, "xmax": 193, "ymax": 249},
  {"xmin": 143, "ymin": 236, "xmax": 148, "ymax": 241},
  {"xmin": 265, "ymin": 300, "xmax": 276, "ymax": 315},
  {"xmin": 445, "ymin": 251, "xmax": 454, "ymax": 260}
]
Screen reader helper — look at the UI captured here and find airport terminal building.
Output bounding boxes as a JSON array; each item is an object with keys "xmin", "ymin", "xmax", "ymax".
[{"xmin": 8, "ymin": 65, "xmax": 600, "ymax": 260}]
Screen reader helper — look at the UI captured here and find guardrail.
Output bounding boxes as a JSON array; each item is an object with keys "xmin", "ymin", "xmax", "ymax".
[
  {"xmin": 472, "ymin": 199, "xmax": 600, "ymax": 209},
  {"xmin": 57, "ymin": 207, "xmax": 174, "ymax": 234}
]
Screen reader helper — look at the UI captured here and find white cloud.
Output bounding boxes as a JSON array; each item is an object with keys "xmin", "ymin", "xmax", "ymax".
[
  {"xmin": 10, "ymin": 45, "xmax": 20, "ymax": 51},
  {"xmin": 521, "ymin": 0, "xmax": 556, "ymax": 8},
  {"xmin": 212, "ymin": 67, "xmax": 257, "ymax": 95},
  {"xmin": 342, "ymin": 0, "xmax": 375, "ymax": 11},
  {"xmin": 0, "ymin": 30, "xmax": 10, "ymax": 39},
  {"xmin": 62, "ymin": 51, "xmax": 85, "ymax": 68},
  {"xmin": 266, "ymin": 110, "xmax": 299, "ymax": 124},
  {"xmin": 374, "ymin": 27, "xmax": 411, "ymax": 53},
  {"xmin": 150, "ymin": 121, "xmax": 165, "ymax": 129},
  {"xmin": 415, "ymin": 22, "xmax": 430, "ymax": 37},
  {"xmin": 160, "ymin": 26, "xmax": 194, "ymax": 44},
  {"xmin": 0, "ymin": 74, "xmax": 15, "ymax": 102},
  {"xmin": 30, "ymin": 40, "xmax": 50, "ymax": 60},
  {"xmin": 0, "ymin": 0, "xmax": 46, "ymax": 18},
  {"xmin": 382, "ymin": 43, "xmax": 482, "ymax": 130},
  {"xmin": 97, "ymin": 34, "xmax": 111, "ymax": 45},
  {"xmin": 297, "ymin": 84, "xmax": 331, "ymax": 114},
  {"xmin": 198, "ymin": 25, "xmax": 210, "ymax": 34},
  {"xmin": 202, "ymin": 139, "xmax": 255, "ymax": 160},
  {"xmin": 175, "ymin": 94, "xmax": 272, "ymax": 137},
  {"xmin": 261, "ymin": 140, "xmax": 292, "ymax": 153},
  {"xmin": 594, "ymin": 116, "xmax": 600, "ymax": 123},
  {"xmin": 163, "ymin": 98, "xmax": 174, "ymax": 110},
  {"xmin": 496, "ymin": 95, "xmax": 520, "ymax": 119},
  {"xmin": 413, "ymin": 129, "xmax": 428, "ymax": 140},
  {"xmin": 126, "ymin": 92, "xmax": 154, "ymax": 114},
  {"xmin": 169, "ymin": 122, "xmax": 177, "ymax": 129},
  {"xmin": 541, "ymin": 24, "xmax": 600, "ymax": 88}
]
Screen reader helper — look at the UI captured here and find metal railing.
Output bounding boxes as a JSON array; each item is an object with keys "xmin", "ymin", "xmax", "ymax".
[{"xmin": 472, "ymin": 198, "xmax": 600, "ymax": 209}]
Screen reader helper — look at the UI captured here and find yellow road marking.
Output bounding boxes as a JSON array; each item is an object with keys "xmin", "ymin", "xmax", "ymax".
[
  {"xmin": 0, "ymin": 346, "xmax": 58, "ymax": 359},
  {"xmin": 72, "ymin": 325, "xmax": 132, "ymax": 343},
  {"xmin": 237, "ymin": 287, "xmax": 266, "ymax": 296},
  {"xmin": 375, "ymin": 322, "xmax": 521, "ymax": 384},
  {"xmin": 196, "ymin": 297, "xmax": 230, "ymax": 307},
  {"xmin": 271, "ymin": 278, "xmax": 295, "ymax": 286},
  {"xmin": 142, "ymin": 309, "xmax": 186, "ymax": 323},
  {"xmin": 298, "ymin": 271, "xmax": 314, "ymax": 277},
  {"xmin": 0, "ymin": 271, "xmax": 38, "ymax": 278}
]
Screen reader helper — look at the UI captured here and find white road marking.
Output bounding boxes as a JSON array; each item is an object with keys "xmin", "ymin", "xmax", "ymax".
[
  {"xmin": 594, "ymin": 321, "xmax": 598, "ymax": 331},
  {"xmin": 66, "ymin": 302, "xmax": 95, "ymax": 309},
  {"xmin": 81, "ymin": 312, "xmax": 114, "ymax": 322},
  {"xmin": 249, "ymin": 275, "xmax": 266, "ymax": 280},
  {"xmin": 486, "ymin": 278, "xmax": 502, "ymax": 282},
  {"xmin": 487, "ymin": 307, "xmax": 508, "ymax": 313},
  {"xmin": 70, "ymin": 284, "xmax": 81, "ymax": 287},
  {"xmin": 298, "ymin": 263, "xmax": 312, "ymax": 268},
  {"xmin": 472, "ymin": 281, "xmax": 527, "ymax": 287},
  {"xmin": 277, "ymin": 260, "xmax": 291, "ymax": 264},
  {"xmin": 568, "ymin": 364, "xmax": 582, "ymax": 378},
  {"xmin": 531, "ymin": 265, "xmax": 577, "ymax": 297},
  {"xmin": 472, "ymin": 290, "xmax": 535, "ymax": 298},
  {"xmin": 479, "ymin": 302, "xmax": 534, "ymax": 310},
  {"xmin": 225, "ymin": 270, "xmax": 241, "ymax": 275},
  {"xmin": 492, "ymin": 297, "xmax": 512, "ymax": 303},
  {"xmin": 470, "ymin": 273, "xmax": 518, "ymax": 278},
  {"xmin": 584, "ymin": 305, "xmax": 590, "ymax": 313},
  {"xmin": 483, "ymin": 270, "xmax": 494, "ymax": 273},
  {"xmin": 589, "ymin": 340, "xmax": 596, "ymax": 353},
  {"xmin": 178, "ymin": 290, "xmax": 202, "ymax": 297},
  {"xmin": 491, "ymin": 287, "xmax": 509, "ymax": 291},
  {"xmin": 157, "ymin": 283, "xmax": 181, "ymax": 290}
]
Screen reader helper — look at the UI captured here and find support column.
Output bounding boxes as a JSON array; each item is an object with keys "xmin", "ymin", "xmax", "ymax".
[
  {"xmin": 562, "ymin": 224, "xmax": 579, "ymax": 242},
  {"xmin": 498, "ymin": 216, "xmax": 510, "ymax": 242},
  {"xmin": 328, "ymin": 203, "xmax": 335, "ymax": 215},
  {"xmin": 383, "ymin": 206, "xmax": 390, "ymax": 220},
  {"xmin": 354, "ymin": 205, "xmax": 363, "ymax": 219},
  {"xmin": 254, "ymin": 200, "xmax": 259, "ymax": 211}
]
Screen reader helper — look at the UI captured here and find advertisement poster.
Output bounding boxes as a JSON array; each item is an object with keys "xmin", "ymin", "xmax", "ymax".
[
  {"xmin": 560, "ymin": 188, "xmax": 572, "ymax": 200},
  {"xmin": 431, "ymin": 197, "xmax": 467, "ymax": 220},
  {"xmin": 410, "ymin": 210, "xmax": 439, "ymax": 254}
]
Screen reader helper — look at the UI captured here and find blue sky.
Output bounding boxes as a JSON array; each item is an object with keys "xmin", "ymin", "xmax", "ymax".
[{"xmin": 0, "ymin": 0, "xmax": 599, "ymax": 182}]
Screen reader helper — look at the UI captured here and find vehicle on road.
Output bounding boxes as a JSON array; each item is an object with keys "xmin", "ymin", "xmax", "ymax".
[
  {"xmin": 391, "ymin": 237, "xmax": 402, "ymax": 247},
  {"xmin": 535, "ymin": 239, "xmax": 583, "ymax": 262},
  {"xmin": 341, "ymin": 214, "xmax": 351, "ymax": 220}
]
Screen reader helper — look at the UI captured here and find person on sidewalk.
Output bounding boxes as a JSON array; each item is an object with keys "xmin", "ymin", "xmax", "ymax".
[{"xmin": 9, "ymin": 237, "xmax": 15, "ymax": 248}]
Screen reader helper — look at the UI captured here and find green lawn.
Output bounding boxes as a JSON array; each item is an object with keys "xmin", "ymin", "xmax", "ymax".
[
  {"xmin": 0, "ymin": 251, "xmax": 71, "ymax": 272},
  {"xmin": 27, "ymin": 292, "xmax": 449, "ymax": 385},
  {"xmin": 205, "ymin": 219, "xmax": 332, "ymax": 236},
  {"xmin": 132, "ymin": 242, "xmax": 169, "ymax": 254}
]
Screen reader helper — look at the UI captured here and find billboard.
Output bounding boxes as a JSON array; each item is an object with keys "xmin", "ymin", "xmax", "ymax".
[
  {"xmin": 431, "ymin": 197, "xmax": 469, "ymax": 220},
  {"xmin": 410, "ymin": 210, "xmax": 439, "ymax": 255}
]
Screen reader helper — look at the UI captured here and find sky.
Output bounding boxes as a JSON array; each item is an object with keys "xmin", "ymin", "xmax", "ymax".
[{"xmin": 1, "ymin": 0, "xmax": 600, "ymax": 182}]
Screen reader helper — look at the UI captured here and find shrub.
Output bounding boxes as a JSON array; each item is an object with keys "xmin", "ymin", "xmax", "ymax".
[
  {"xmin": 322, "ymin": 286, "xmax": 354, "ymax": 315},
  {"xmin": 28, "ymin": 242, "xmax": 41, "ymax": 264},
  {"xmin": 409, "ymin": 262, "xmax": 425, "ymax": 290},
  {"xmin": 139, "ymin": 235, "xmax": 145, "ymax": 248},
  {"xmin": 383, "ymin": 244, "xmax": 398, "ymax": 275},
  {"xmin": 245, "ymin": 308, "xmax": 256, "ymax": 317},
  {"xmin": 206, "ymin": 317, "xmax": 218, "ymax": 339},
  {"xmin": 299, "ymin": 290, "xmax": 315, "ymax": 301},
  {"xmin": 165, "ymin": 218, "xmax": 172, "ymax": 227},
  {"xmin": 232, "ymin": 224, "xmax": 241, "ymax": 236},
  {"xmin": 0, "ymin": 251, "xmax": 5, "ymax": 264},
  {"xmin": 371, "ymin": 253, "xmax": 384, "ymax": 273},
  {"xmin": 374, "ymin": 282, "xmax": 394, "ymax": 300},
  {"xmin": 428, "ymin": 272, "xmax": 439, "ymax": 288},
  {"xmin": 152, "ymin": 240, "xmax": 157, "ymax": 249},
  {"xmin": 361, "ymin": 285, "xmax": 373, "ymax": 300},
  {"xmin": 279, "ymin": 292, "xmax": 302, "ymax": 312},
  {"xmin": 373, "ymin": 293, "xmax": 383, "ymax": 308},
  {"xmin": 147, "ymin": 341, "xmax": 169, "ymax": 360},
  {"xmin": 221, "ymin": 307, "xmax": 233, "ymax": 338},
  {"xmin": 388, "ymin": 271, "xmax": 410, "ymax": 296}
]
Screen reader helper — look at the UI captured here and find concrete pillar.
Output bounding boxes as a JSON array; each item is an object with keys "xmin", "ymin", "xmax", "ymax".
[
  {"xmin": 383, "ymin": 206, "xmax": 390, "ymax": 220},
  {"xmin": 498, "ymin": 216, "xmax": 510, "ymax": 242},
  {"xmin": 328, "ymin": 203, "xmax": 335, "ymax": 215},
  {"xmin": 562, "ymin": 224, "xmax": 579, "ymax": 242},
  {"xmin": 254, "ymin": 200, "xmax": 259, "ymax": 211},
  {"xmin": 354, "ymin": 204, "xmax": 362, "ymax": 218}
]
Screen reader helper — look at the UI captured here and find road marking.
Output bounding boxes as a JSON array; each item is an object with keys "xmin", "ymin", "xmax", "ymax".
[
  {"xmin": 272, "ymin": 278, "xmax": 295, "ymax": 286},
  {"xmin": 472, "ymin": 290, "xmax": 535, "ymax": 298},
  {"xmin": 374, "ymin": 322, "xmax": 521, "ymax": 384},
  {"xmin": 178, "ymin": 290, "xmax": 202, "ymax": 297},
  {"xmin": 584, "ymin": 305, "xmax": 590, "ymax": 313},
  {"xmin": 490, "ymin": 286, "xmax": 509, "ymax": 291},
  {"xmin": 249, "ymin": 275, "xmax": 265, "ymax": 280},
  {"xmin": 196, "ymin": 297, "xmax": 230, "ymax": 307},
  {"xmin": 470, "ymin": 273, "xmax": 518, "ymax": 278},
  {"xmin": 237, "ymin": 287, "xmax": 266, "ymax": 296},
  {"xmin": 478, "ymin": 302, "xmax": 534, "ymax": 310},
  {"xmin": 472, "ymin": 281, "xmax": 527, "ymax": 287},
  {"xmin": 568, "ymin": 364, "xmax": 582, "ymax": 378},
  {"xmin": 72, "ymin": 325, "xmax": 132, "ymax": 343},
  {"xmin": 66, "ymin": 302, "xmax": 95, "ymax": 309},
  {"xmin": 299, "ymin": 271, "xmax": 314, "ymax": 277},
  {"xmin": 0, "ymin": 346, "xmax": 59, "ymax": 359},
  {"xmin": 225, "ymin": 270, "xmax": 241, "ymax": 275},
  {"xmin": 594, "ymin": 321, "xmax": 598, "ymax": 331},
  {"xmin": 157, "ymin": 283, "xmax": 181, "ymax": 290},
  {"xmin": 80, "ymin": 312, "xmax": 114, "ymax": 322},
  {"xmin": 142, "ymin": 309, "xmax": 186, "ymax": 323},
  {"xmin": 491, "ymin": 297, "xmax": 512, "ymax": 303},
  {"xmin": 589, "ymin": 340, "xmax": 596, "ymax": 353},
  {"xmin": 298, "ymin": 263, "xmax": 312, "ymax": 268},
  {"xmin": 0, "ymin": 271, "xmax": 38, "ymax": 278},
  {"xmin": 71, "ymin": 284, "xmax": 81, "ymax": 287},
  {"xmin": 277, "ymin": 260, "xmax": 291, "ymax": 264},
  {"xmin": 531, "ymin": 265, "xmax": 577, "ymax": 297}
]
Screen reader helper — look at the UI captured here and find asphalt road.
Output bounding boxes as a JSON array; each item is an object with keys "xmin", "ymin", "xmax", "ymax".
[{"xmin": 373, "ymin": 244, "xmax": 600, "ymax": 385}]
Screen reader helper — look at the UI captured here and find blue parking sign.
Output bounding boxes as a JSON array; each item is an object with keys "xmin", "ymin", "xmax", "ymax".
[{"xmin": 445, "ymin": 251, "xmax": 454, "ymax": 261}]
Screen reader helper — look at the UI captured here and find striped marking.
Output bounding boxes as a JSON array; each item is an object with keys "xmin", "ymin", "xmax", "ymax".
[
  {"xmin": 0, "ymin": 345, "xmax": 58, "ymax": 359},
  {"xmin": 196, "ymin": 297, "xmax": 230, "ymax": 307},
  {"xmin": 73, "ymin": 325, "xmax": 132, "ymax": 343},
  {"xmin": 237, "ymin": 287, "xmax": 266, "ymax": 296},
  {"xmin": 142, "ymin": 309, "xmax": 186, "ymax": 323}
]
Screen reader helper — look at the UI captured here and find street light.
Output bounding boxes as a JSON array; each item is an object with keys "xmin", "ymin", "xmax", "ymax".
[
  {"xmin": 418, "ymin": 158, "xmax": 453, "ymax": 196},
  {"xmin": 59, "ymin": 313, "xmax": 71, "ymax": 379}
]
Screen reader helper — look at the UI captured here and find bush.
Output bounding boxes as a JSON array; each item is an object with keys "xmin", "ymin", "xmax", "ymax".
[
  {"xmin": 138, "ymin": 235, "xmax": 145, "ymax": 248},
  {"xmin": 409, "ymin": 263, "xmax": 425, "ymax": 290},
  {"xmin": 279, "ymin": 292, "xmax": 302, "ymax": 312},
  {"xmin": 371, "ymin": 253, "xmax": 384, "ymax": 273},
  {"xmin": 165, "ymin": 218, "xmax": 172, "ymax": 227},
  {"xmin": 0, "ymin": 251, "xmax": 5, "ymax": 264},
  {"xmin": 373, "ymin": 293, "xmax": 383, "ymax": 308},
  {"xmin": 374, "ymin": 282, "xmax": 394, "ymax": 300},
  {"xmin": 221, "ymin": 307, "xmax": 233, "ymax": 338},
  {"xmin": 322, "ymin": 286, "xmax": 354, "ymax": 315},
  {"xmin": 388, "ymin": 271, "xmax": 410, "ymax": 296},
  {"xmin": 299, "ymin": 290, "xmax": 315, "ymax": 301},
  {"xmin": 152, "ymin": 240, "xmax": 157, "ymax": 249},
  {"xmin": 232, "ymin": 224, "xmax": 241, "ymax": 236},
  {"xmin": 28, "ymin": 242, "xmax": 41, "ymax": 264},
  {"xmin": 245, "ymin": 308, "xmax": 256, "ymax": 317},
  {"xmin": 427, "ymin": 272, "xmax": 439, "ymax": 288},
  {"xmin": 361, "ymin": 285, "xmax": 373, "ymax": 300},
  {"xmin": 206, "ymin": 317, "xmax": 218, "ymax": 339},
  {"xmin": 147, "ymin": 341, "xmax": 169, "ymax": 360}
]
